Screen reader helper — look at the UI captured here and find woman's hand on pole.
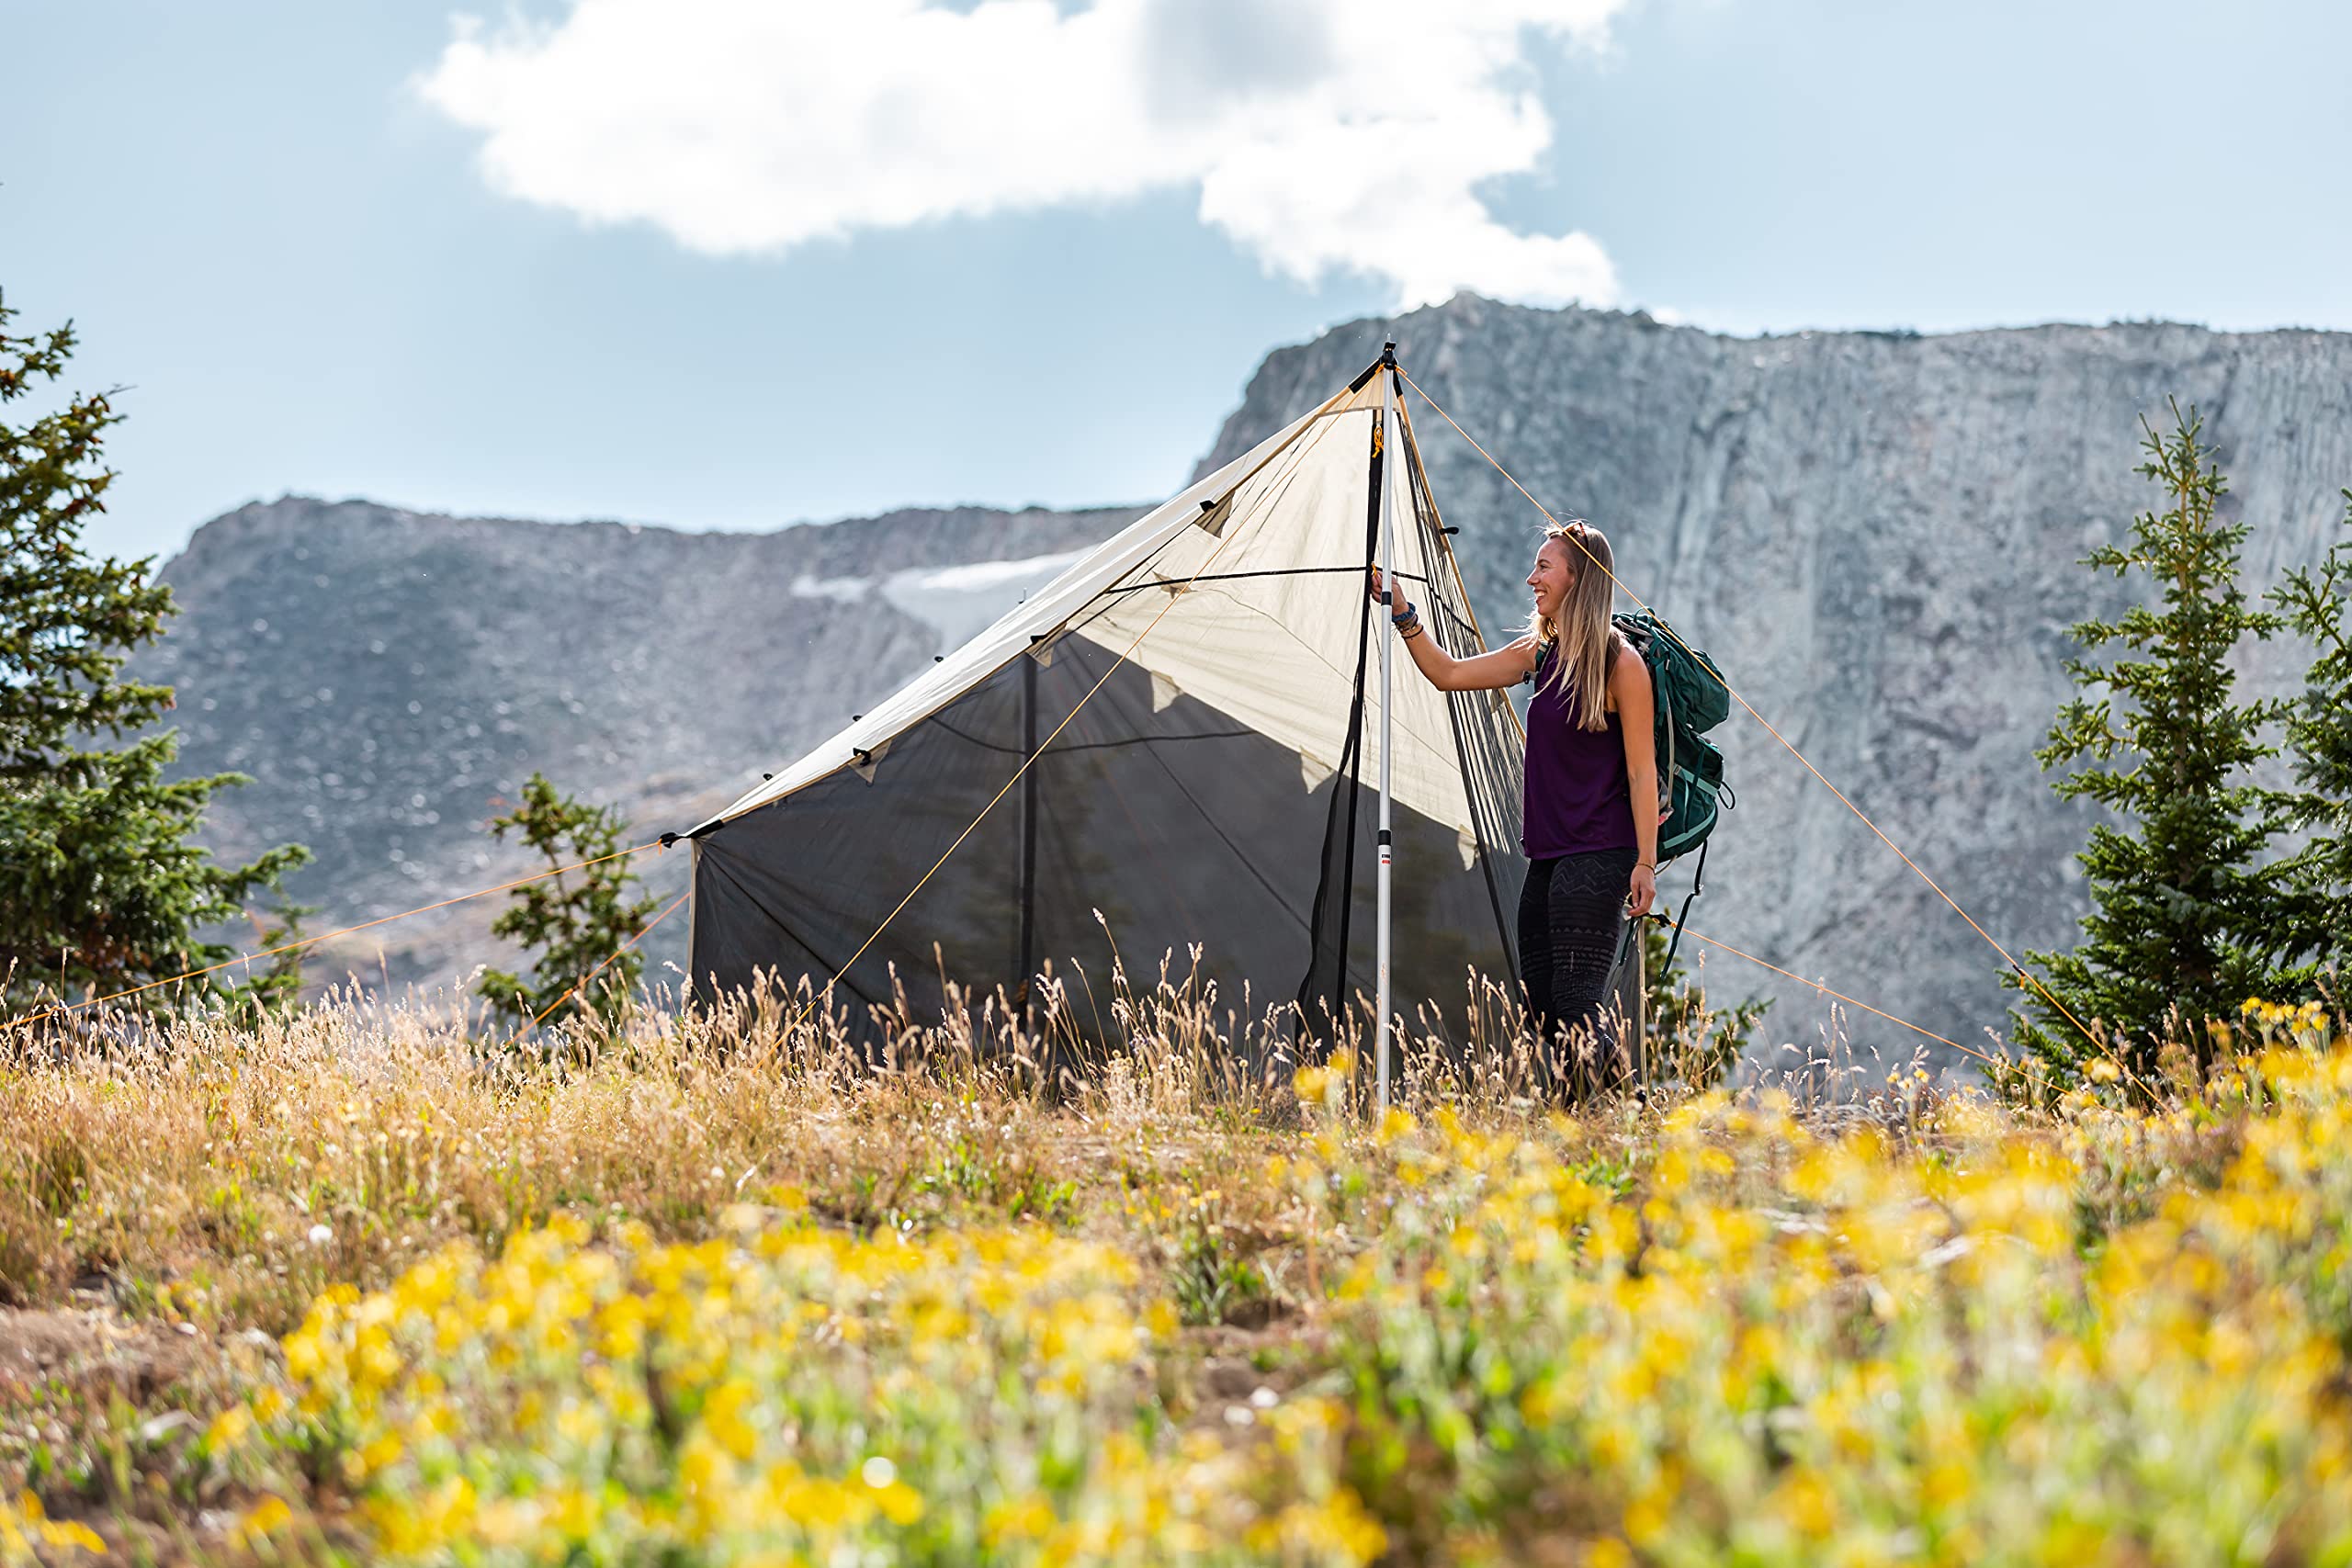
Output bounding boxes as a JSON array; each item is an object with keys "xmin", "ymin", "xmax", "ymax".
[
  {"xmin": 1626, "ymin": 863, "xmax": 1657, "ymax": 919},
  {"xmin": 1367, "ymin": 567, "xmax": 1407, "ymax": 615}
]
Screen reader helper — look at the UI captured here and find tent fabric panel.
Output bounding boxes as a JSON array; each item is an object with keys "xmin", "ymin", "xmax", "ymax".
[
  {"xmin": 1401, "ymin": 412, "xmax": 1528, "ymax": 983},
  {"xmin": 688, "ymin": 631, "xmax": 1510, "ymax": 1048},
  {"xmin": 690, "ymin": 660, "xmax": 1035, "ymax": 1021},
  {"xmin": 1291, "ymin": 411, "xmax": 1385, "ymax": 1034},
  {"xmin": 1069, "ymin": 402, "xmax": 1476, "ymax": 831}
]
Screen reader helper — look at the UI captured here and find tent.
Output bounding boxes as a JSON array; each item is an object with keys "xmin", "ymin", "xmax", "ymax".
[{"xmin": 679, "ymin": 348, "xmax": 1532, "ymax": 1074}]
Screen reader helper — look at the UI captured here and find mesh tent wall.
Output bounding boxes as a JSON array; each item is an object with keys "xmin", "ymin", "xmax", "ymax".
[{"xmin": 684, "ymin": 357, "xmax": 1528, "ymax": 1056}]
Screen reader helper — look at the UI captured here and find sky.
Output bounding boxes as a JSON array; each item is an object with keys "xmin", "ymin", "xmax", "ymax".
[{"xmin": 8, "ymin": 0, "xmax": 2350, "ymax": 566}]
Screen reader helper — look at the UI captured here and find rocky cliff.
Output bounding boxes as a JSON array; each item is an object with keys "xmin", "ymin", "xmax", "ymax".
[{"xmin": 1199, "ymin": 298, "xmax": 2352, "ymax": 1060}]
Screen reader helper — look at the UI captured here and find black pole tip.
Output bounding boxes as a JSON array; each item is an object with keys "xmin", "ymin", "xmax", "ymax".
[{"xmin": 1380, "ymin": 341, "xmax": 1398, "ymax": 367}]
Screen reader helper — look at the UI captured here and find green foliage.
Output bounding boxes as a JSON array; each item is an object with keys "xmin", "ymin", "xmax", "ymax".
[
  {"xmin": 1642, "ymin": 907, "xmax": 1766, "ymax": 1089},
  {"xmin": 0, "ymin": 299, "xmax": 166, "ymax": 778},
  {"xmin": 1167, "ymin": 1187, "xmax": 1276, "ymax": 1327},
  {"xmin": 2267, "ymin": 491, "xmax": 2352, "ymax": 971},
  {"xmin": 0, "ymin": 290, "xmax": 307, "ymax": 1012},
  {"xmin": 2009, "ymin": 404, "xmax": 2297, "ymax": 1082},
  {"xmin": 476, "ymin": 773, "xmax": 656, "ymax": 1034}
]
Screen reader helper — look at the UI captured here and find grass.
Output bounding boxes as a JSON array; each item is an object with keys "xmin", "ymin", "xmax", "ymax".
[{"xmin": 0, "ymin": 977, "xmax": 2346, "ymax": 1564}]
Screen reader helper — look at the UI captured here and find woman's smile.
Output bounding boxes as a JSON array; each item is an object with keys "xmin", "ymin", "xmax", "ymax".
[{"xmin": 1525, "ymin": 543, "xmax": 1572, "ymax": 620}]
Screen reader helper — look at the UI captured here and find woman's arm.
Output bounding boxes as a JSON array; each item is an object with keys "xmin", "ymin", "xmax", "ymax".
[
  {"xmin": 1611, "ymin": 648, "xmax": 1659, "ymax": 918},
  {"xmin": 1369, "ymin": 570, "xmax": 1539, "ymax": 692}
]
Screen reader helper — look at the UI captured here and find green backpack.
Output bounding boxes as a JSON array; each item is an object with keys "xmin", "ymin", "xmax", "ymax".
[{"xmin": 1613, "ymin": 607, "xmax": 1732, "ymax": 866}]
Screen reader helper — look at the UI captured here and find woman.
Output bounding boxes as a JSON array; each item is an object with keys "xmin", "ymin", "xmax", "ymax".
[{"xmin": 1372, "ymin": 519, "xmax": 1657, "ymax": 1093}]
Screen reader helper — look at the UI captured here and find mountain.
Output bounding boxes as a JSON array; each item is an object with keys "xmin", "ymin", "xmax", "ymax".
[
  {"xmin": 135, "ymin": 299, "xmax": 2352, "ymax": 1056},
  {"xmin": 1199, "ymin": 298, "xmax": 2352, "ymax": 1061},
  {"xmin": 137, "ymin": 497, "xmax": 1141, "ymax": 991}
]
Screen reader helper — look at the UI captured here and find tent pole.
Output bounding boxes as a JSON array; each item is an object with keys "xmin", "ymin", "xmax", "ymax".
[
  {"xmin": 1017, "ymin": 653, "xmax": 1038, "ymax": 1010},
  {"xmin": 1374, "ymin": 343, "xmax": 1400, "ymax": 1113}
]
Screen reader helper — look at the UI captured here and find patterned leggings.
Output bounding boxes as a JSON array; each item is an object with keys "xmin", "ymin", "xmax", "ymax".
[{"xmin": 1516, "ymin": 847, "xmax": 1637, "ymax": 1096}]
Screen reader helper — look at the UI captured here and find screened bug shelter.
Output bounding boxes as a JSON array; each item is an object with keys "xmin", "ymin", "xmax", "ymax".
[{"xmin": 678, "ymin": 349, "xmax": 1535, "ymax": 1077}]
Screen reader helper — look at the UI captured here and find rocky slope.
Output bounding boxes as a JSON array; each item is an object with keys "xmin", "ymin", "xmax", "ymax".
[
  {"xmin": 137, "ymin": 498, "xmax": 1139, "ymax": 991},
  {"xmin": 1199, "ymin": 299, "xmax": 2352, "ymax": 1059},
  {"xmin": 137, "ymin": 300, "xmax": 2352, "ymax": 1056}
]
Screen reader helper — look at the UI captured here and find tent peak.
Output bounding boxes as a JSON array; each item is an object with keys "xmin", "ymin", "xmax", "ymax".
[{"xmin": 1343, "ymin": 341, "xmax": 1400, "ymax": 396}]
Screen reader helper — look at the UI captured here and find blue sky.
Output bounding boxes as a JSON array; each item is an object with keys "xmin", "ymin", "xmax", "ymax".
[{"xmin": 9, "ymin": 0, "xmax": 2349, "ymax": 566}]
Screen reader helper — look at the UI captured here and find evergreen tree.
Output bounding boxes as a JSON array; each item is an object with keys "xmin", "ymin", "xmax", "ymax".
[
  {"xmin": 2268, "ymin": 491, "xmax": 2352, "ymax": 971},
  {"xmin": 0, "ymin": 291, "xmax": 308, "ymax": 1012},
  {"xmin": 1641, "ymin": 908, "xmax": 1766, "ymax": 1089},
  {"xmin": 478, "ymin": 773, "xmax": 656, "ymax": 1034},
  {"xmin": 2008, "ymin": 404, "xmax": 2290, "ymax": 1081}
]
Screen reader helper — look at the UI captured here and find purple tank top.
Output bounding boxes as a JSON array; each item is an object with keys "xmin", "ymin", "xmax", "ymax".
[{"xmin": 1521, "ymin": 641, "xmax": 1637, "ymax": 859}]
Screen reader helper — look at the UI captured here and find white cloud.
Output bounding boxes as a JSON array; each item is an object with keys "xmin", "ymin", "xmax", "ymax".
[{"xmin": 417, "ymin": 0, "xmax": 1626, "ymax": 308}]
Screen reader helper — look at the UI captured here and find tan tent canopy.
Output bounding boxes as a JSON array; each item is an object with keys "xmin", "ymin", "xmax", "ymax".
[{"xmin": 683, "ymin": 350, "xmax": 1527, "ymax": 1054}]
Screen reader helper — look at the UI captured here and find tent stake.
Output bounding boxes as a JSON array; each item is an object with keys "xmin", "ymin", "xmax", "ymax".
[{"xmin": 1374, "ymin": 343, "xmax": 1400, "ymax": 1113}]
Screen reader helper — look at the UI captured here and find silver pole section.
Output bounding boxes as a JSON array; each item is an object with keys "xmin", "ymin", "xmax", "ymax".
[{"xmin": 1374, "ymin": 345, "xmax": 1400, "ymax": 1112}]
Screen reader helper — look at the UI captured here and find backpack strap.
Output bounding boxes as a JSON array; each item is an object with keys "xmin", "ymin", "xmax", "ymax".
[
  {"xmin": 1656, "ymin": 649, "xmax": 1676, "ymax": 819},
  {"xmin": 1663, "ymin": 837, "xmax": 1707, "ymax": 973}
]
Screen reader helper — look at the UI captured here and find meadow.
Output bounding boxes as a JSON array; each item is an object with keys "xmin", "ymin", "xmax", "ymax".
[{"xmin": 0, "ymin": 977, "xmax": 2346, "ymax": 1566}]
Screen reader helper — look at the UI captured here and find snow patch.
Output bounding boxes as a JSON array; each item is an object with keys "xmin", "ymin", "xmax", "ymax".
[
  {"xmin": 878, "ymin": 549, "xmax": 1087, "ymax": 656},
  {"xmin": 790, "ymin": 572, "xmax": 873, "ymax": 604}
]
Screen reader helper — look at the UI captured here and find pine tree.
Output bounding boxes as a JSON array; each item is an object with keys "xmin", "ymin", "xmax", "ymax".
[
  {"xmin": 2008, "ymin": 404, "xmax": 2290, "ymax": 1081},
  {"xmin": 477, "ymin": 773, "xmax": 656, "ymax": 1035},
  {"xmin": 2268, "ymin": 491, "xmax": 2352, "ymax": 972},
  {"xmin": 0, "ymin": 291, "xmax": 308, "ymax": 1013}
]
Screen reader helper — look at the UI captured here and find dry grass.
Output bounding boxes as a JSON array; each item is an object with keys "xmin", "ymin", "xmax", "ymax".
[{"xmin": 0, "ymin": 976, "xmax": 2343, "ymax": 1563}]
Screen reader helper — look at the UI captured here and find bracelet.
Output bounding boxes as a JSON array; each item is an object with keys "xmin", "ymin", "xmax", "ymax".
[{"xmin": 1634, "ymin": 861, "xmax": 1655, "ymax": 872}]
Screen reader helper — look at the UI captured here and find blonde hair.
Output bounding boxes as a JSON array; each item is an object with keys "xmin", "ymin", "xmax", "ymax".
[{"xmin": 1521, "ymin": 518, "xmax": 1618, "ymax": 731}]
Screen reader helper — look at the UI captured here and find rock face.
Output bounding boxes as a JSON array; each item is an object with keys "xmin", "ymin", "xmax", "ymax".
[
  {"xmin": 137, "ymin": 498, "xmax": 1139, "ymax": 990},
  {"xmin": 1198, "ymin": 299, "xmax": 2352, "ymax": 1063},
  {"xmin": 137, "ymin": 300, "xmax": 2352, "ymax": 1060}
]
